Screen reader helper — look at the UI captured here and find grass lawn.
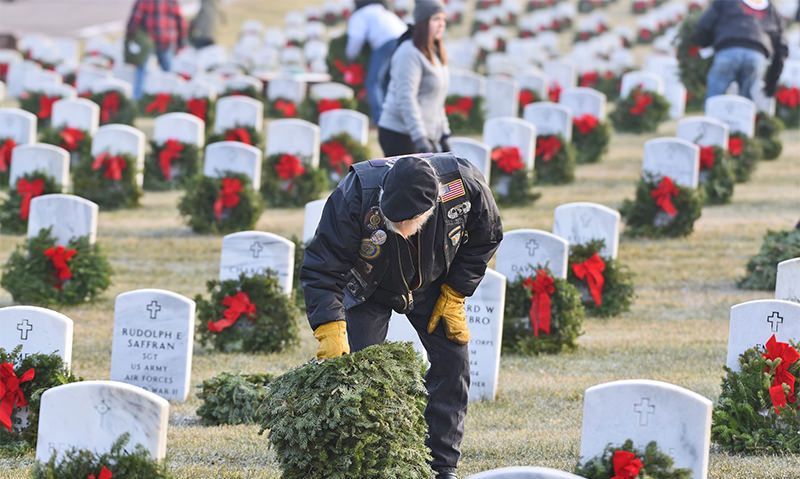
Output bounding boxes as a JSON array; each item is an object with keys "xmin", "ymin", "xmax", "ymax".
[{"xmin": 2, "ymin": 0, "xmax": 800, "ymax": 477}]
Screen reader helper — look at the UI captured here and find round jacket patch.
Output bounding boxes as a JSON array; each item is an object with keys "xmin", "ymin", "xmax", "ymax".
[{"xmin": 359, "ymin": 239, "xmax": 381, "ymax": 259}]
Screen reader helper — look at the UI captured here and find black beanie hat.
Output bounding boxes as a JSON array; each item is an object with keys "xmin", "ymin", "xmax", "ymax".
[{"xmin": 380, "ymin": 156, "xmax": 439, "ymax": 222}]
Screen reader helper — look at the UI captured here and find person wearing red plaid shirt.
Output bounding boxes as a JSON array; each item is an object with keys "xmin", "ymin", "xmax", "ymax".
[{"xmin": 126, "ymin": 0, "xmax": 187, "ymax": 99}]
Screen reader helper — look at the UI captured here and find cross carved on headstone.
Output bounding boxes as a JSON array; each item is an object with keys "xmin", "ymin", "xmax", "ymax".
[
  {"xmin": 16, "ymin": 319, "xmax": 33, "ymax": 341},
  {"xmin": 95, "ymin": 400, "xmax": 110, "ymax": 416},
  {"xmin": 250, "ymin": 241, "xmax": 264, "ymax": 258},
  {"xmin": 146, "ymin": 300, "xmax": 162, "ymax": 320},
  {"xmin": 525, "ymin": 239, "xmax": 539, "ymax": 256},
  {"xmin": 633, "ymin": 397, "xmax": 656, "ymax": 426},
  {"xmin": 767, "ymin": 312, "xmax": 784, "ymax": 332}
]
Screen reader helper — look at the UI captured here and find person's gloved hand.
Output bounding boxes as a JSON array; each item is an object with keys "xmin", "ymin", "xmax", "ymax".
[
  {"xmin": 414, "ymin": 137, "xmax": 435, "ymax": 153},
  {"xmin": 313, "ymin": 320, "xmax": 350, "ymax": 359},
  {"xmin": 428, "ymin": 284, "xmax": 470, "ymax": 345},
  {"xmin": 440, "ymin": 134, "xmax": 451, "ymax": 152}
]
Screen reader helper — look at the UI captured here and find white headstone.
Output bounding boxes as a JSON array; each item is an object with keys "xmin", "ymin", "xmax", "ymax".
[
  {"xmin": 385, "ymin": 311, "xmax": 428, "ymax": 363},
  {"xmin": 620, "ymin": 70, "xmax": 665, "ymax": 97},
  {"xmin": 496, "ymin": 229, "xmax": 569, "ymax": 280},
  {"xmin": 0, "ymin": 306, "xmax": 73, "ymax": 364},
  {"xmin": 450, "ymin": 137, "xmax": 491, "ymax": 181},
  {"xmin": 303, "ymin": 198, "xmax": 328, "ymax": 243},
  {"xmin": 213, "ymin": 95, "xmax": 264, "ymax": 135},
  {"xmin": 553, "ymin": 203, "xmax": 621, "ymax": 259},
  {"xmin": 776, "ymin": 258, "xmax": 800, "ymax": 303},
  {"xmin": 468, "ymin": 467, "xmax": 586, "ymax": 479},
  {"xmin": 219, "ymin": 231, "xmax": 295, "ymax": 294},
  {"xmin": 466, "ymin": 269, "xmax": 505, "ymax": 402},
  {"xmin": 51, "ymin": 98, "xmax": 100, "ymax": 135},
  {"xmin": 319, "ymin": 109, "xmax": 369, "ymax": 145},
  {"xmin": 705, "ymin": 95, "xmax": 757, "ymax": 138},
  {"xmin": 309, "ymin": 82, "xmax": 354, "ymax": 100},
  {"xmin": 779, "ymin": 59, "xmax": 800, "ymax": 88},
  {"xmin": 559, "ymin": 87, "xmax": 607, "ymax": 122},
  {"xmin": 28, "ymin": 194, "xmax": 98, "ymax": 245},
  {"xmin": 266, "ymin": 119, "xmax": 321, "ymax": 167},
  {"xmin": 676, "ymin": 117, "xmax": 729, "ymax": 149},
  {"xmin": 92, "ymin": 124, "xmax": 146, "ymax": 187},
  {"xmin": 664, "ymin": 82, "xmax": 687, "ymax": 120},
  {"xmin": 523, "ymin": 102, "xmax": 573, "ymax": 141},
  {"xmin": 484, "ymin": 76, "xmax": 519, "ymax": 119},
  {"xmin": 0, "ymin": 108, "xmax": 37, "ymax": 144},
  {"xmin": 203, "ymin": 141, "xmax": 263, "ymax": 190},
  {"xmin": 726, "ymin": 299, "xmax": 800, "ymax": 370},
  {"xmin": 483, "ymin": 117, "xmax": 537, "ymax": 169},
  {"xmin": 448, "ymin": 70, "xmax": 486, "ymax": 98},
  {"xmin": 642, "ymin": 138, "xmax": 700, "ymax": 189},
  {"xmin": 222, "ymin": 74, "xmax": 262, "ymax": 96},
  {"xmin": 9, "ymin": 144, "xmax": 70, "ymax": 189},
  {"xmin": 267, "ymin": 77, "xmax": 306, "ymax": 103},
  {"xmin": 153, "ymin": 113, "xmax": 205, "ymax": 146},
  {"xmin": 543, "ymin": 60, "xmax": 577, "ymax": 91}
]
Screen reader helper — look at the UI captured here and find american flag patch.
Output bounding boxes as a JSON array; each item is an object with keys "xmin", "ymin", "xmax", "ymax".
[{"xmin": 440, "ymin": 179, "xmax": 466, "ymax": 202}]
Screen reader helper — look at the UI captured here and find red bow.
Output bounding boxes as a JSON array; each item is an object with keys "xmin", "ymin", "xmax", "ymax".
[
  {"xmin": 522, "ymin": 270, "xmax": 555, "ymax": 336},
  {"xmin": 611, "ymin": 450, "xmax": 643, "ymax": 479},
  {"xmin": 145, "ymin": 93, "xmax": 172, "ymax": 114},
  {"xmin": 16, "ymin": 177, "xmax": 45, "ymax": 220},
  {"xmin": 687, "ymin": 45, "xmax": 701, "ymax": 58},
  {"xmin": 763, "ymin": 335, "xmax": 800, "ymax": 413},
  {"xmin": 535, "ymin": 136, "xmax": 562, "ymax": 162},
  {"xmin": 158, "ymin": 139, "xmax": 184, "ymax": 181},
  {"xmin": 699, "ymin": 146, "xmax": 715, "ymax": 170},
  {"xmin": 274, "ymin": 99, "xmax": 297, "ymax": 117},
  {"xmin": 213, "ymin": 177, "xmax": 243, "ymax": 220},
  {"xmin": 728, "ymin": 136, "xmax": 744, "ymax": 156},
  {"xmin": 579, "ymin": 71, "xmax": 599, "ymax": 87},
  {"xmin": 87, "ymin": 466, "xmax": 113, "ymax": 479},
  {"xmin": 573, "ymin": 114, "xmax": 599, "ymax": 135},
  {"xmin": 572, "ymin": 253, "xmax": 606, "ymax": 307},
  {"xmin": 207, "ymin": 291, "xmax": 257, "ymax": 333},
  {"xmin": 44, "ymin": 246, "xmax": 77, "ymax": 289},
  {"xmin": 187, "ymin": 98, "xmax": 208, "ymax": 121},
  {"xmin": 547, "ymin": 84, "xmax": 562, "ymax": 102},
  {"xmin": 275, "ymin": 154, "xmax": 306, "ymax": 180},
  {"xmin": 0, "ymin": 138, "xmax": 16, "ymax": 172},
  {"xmin": 59, "ymin": 127, "xmax": 85, "ymax": 152},
  {"xmin": 91, "ymin": 153, "xmax": 127, "ymax": 181},
  {"xmin": 225, "ymin": 128, "xmax": 252, "ymax": 145},
  {"xmin": 491, "ymin": 146, "xmax": 525, "ymax": 174},
  {"xmin": 445, "ymin": 97, "xmax": 474, "ymax": 118},
  {"xmin": 0, "ymin": 363, "xmax": 35, "ymax": 432},
  {"xmin": 317, "ymin": 98, "xmax": 342, "ymax": 114},
  {"xmin": 335, "ymin": 60, "xmax": 365, "ymax": 86},
  {"xmin": 629, "ymin": 90, "xmax": 653, "ymax": 116},
  {"xmin": 100, "ymin": 91, "xmax": 121, "ymax": 123},
  {"xmin": 639, "ymin": 29, "xmax": 652, "ymax": 41},
  {"xmin": 0, "ymin": 63, "xmax": 7, "ymax": 80},
  {"xmin": 518, "ymin": 89, "xmax": 537, "ymax": 107},
  {"xmin": 38, "ymin": 95, "xmax": 59, "ymax": 120},
  {"xmin": 776, "ymin": 86, "xmax": 800, "ymax": 109},
  {"xmin": 321, "ymin": 140, "xmax": 353, "ymax": 175},
  {"xmin": 650, "ymin": 176, "xmax": 679, "ymax": 217}
]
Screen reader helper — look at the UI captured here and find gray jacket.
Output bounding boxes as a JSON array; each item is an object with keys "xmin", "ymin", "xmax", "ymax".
[
  {"xmin": 378, "ymin": 40, "xmax": 450, "ymax": 144},
  {"xmin": 191, "ymin": 0, "xmax": 222, "ymax": 40}
]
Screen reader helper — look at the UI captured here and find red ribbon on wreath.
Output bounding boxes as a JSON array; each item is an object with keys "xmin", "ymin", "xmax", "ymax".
[
  {"xmin": 518, "ymin": 89, "xmax": 537, "ymax": 107},
  {"xmin": 573, "ymin": 114, "xmax": 599, "ymax": 135},
  {"xmin": 650, "ymin": 176, "xmax": 679, "ymax": 217},
  {"xmin": 59, "ymin": 127, "xmax": 84, "ymax": 152},
  {"xmin": 572, "ymin": 253, "xmax": 606, "ymax": 307},
  {"xmin": 187, "ymin": 98, "xmax": 208, "ymax": 121},
  {"xmin": 445, "ymin": 97, "xmax": 474, "ymax": 118},
  {"xmin": 274, "ymin": 99, "xmax": 297, "ymax": 117},
  {"xmin": 145, "ymin": 93, "xmax": 172, "ymax": 114},
  {"xmin": 579, "ymin": 71, "xmax": 599, "ymax": 88},
  {"xmin": 38, "ymin": 94, "xmax": 59, "ymax": 120},
  {"xmin": 763, "ymin": 334, "xmax": 800, "ymax": 412},
  {"xmin": 535, "ymin": 136, "xmax": 562, "ymax": 162},
  {"xmin": 687, "ymin": 45, "xmax": 701, "ymax": 58},
  {"xmin": 0, "ymin": 362, "xmax": 35, "ymax": 432},
  {"xmin": 490, "ymin": 146, "xmax": 525, "ymax": 174},
  {"xmin": 225, "ymin": 128, "xmax": 252, "ymax": 145},
  {"xmin": 638, "ymin": 29, "xmax": 652, "ymax": 41},
  {"xmin": 100, "ymin": 91, "xmax": 121, "ymax": 123},
  {"xmin": 213, "ymin": 177, "xmax": 243, "ymax": 220},
  {"xmin": 728, "ymin": 136, "xmax": 744, "ymax": 156},
  {"xmin": 321, "ymin": 141, "xmax": 353, "ymax": 175},
  {"xmin": 776, "ymin": 86, "xmax": 800, "ymax": 109},
  {"xmin": 207, "ymin": 291, "xmax": 257, "ymax": 333},
  {"xmin": 92, "ymin": 153, "xmax": 126, "ymax": 181},
  {"xmin": 629, "ymin": 90, "xmax": 653, "ymax": 116},
  {"xmin": 522, "ymin": 270, "xmax": 554, "ymax": 336},
  {"xmin": 275, "ymin": 153, "xmax": 306, "ymax": 180},
  {"xmin": 317, "ymin": 98, "xmax": 342, "ymax": 114},
  {"xmin": 0, "ymin": 138, "xmax": 15, "ymax": 172},
  {"xmin": 87, "ymin": 466, "xmax": 113, "ymax": 479},
  {"xmin": 158, "ymin": 139, "xmax": 184, "ymax": 181},
  {"xmin": 699, "ymin": 146, "xmax": 715, "ymax": 170},
  {"xmin": 16, "ymin": 177, "xmax": 44, "ymax": 220},
  {"xmin": 335, "ymin": 60, "xmax": 365, "ymax": 87},
  {"xmin": 611, "ymin": 450, "xmax": 643, "ymax": 479},
  {"xmin": 44, "ymin": 246, "xmax": 77, "ymax": 289},
  {"xmin": 0, "ymin": 63, "xmax": 8, "ymax": 81},
  {"xmin": 547, "ymin": 83, "xmax": 562, "ymax": 102}
]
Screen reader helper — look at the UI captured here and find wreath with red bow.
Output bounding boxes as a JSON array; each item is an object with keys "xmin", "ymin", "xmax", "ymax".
[
  {"xmin": 0, "ymin": 136, "xmax": 17, "ymax": 187},
  {"xmin": 73, "ymin": 152, "xmax": 141, "ymax": 210},
  {"xmin": 517, "ymin": 89, "xmax": 540, "ymax": 116},
  {"xmin": 580, "ymin": 71, "xmax": 623, "ymax": 101},
  {"xmin": 0, "ymin": 172, "xmax": 60, "ymax": 234},
  {"xmin": 489, "ymin": 146, "xmax": 539, "ymax": 206},
  {"xmin": 183, "ymin": 96, "xmax": 215, "ymax": 125},
  {"xmin": 144, "ymin": 140, "xmax": 202, "ymax": 191},
  {"xmin": 261, "ymin": 153, "xmax": 328, "ymax": 208},
  {"xmin": 525, "ymin": 0, "xmax": 557, "ymax": 11},
  {"xmin": 502, "ymin": 268, "xmax": 585, "ymax": 355},
  {"xmin": 445, "ymin": 95, "xmax": 485, "ymax": 134},
  {"xmin": 178, "ymin": 172, "xmax": 264, "ymax": 234},
  {"xmin": 320, "ymin": 133, "xmax": 370, "ymax": 187},
  {"xmin": 534, "ymin": 134, "xmax": 576, "ymax": 184},
  {"xmin": 567, "ymin": 240, "xmax": 635, "ymax": 318},
  {"xmin": 326, "ymin": 35, "xmax": 371, "ymax": 114},
  {"xmin": 267, "ymin": 97, "xmax": 301, "ymax": 119},
  {"xmin": 572, "ymin": 114, "xmax": 611, "ymax": 164},
  {"xmin": 137, "ymin": 93, "xmax": 185, "ymax": 117},
  {"xmin": 631, "ymin": 0, "xmax": 655, "ymax": 14},
  {"xmin": 726, "ymin": 133, "xmax": 762, "ymax": 183},
  {"xmin": 207, "ymin": 124, "xmax": 263, "ymax": 149},
  {"xmin": 195, "ymin": 273, "xmax": 299, "ymax": 353},
  {"xmin": 40, "ymin": 126, "xmax": 93, "ymax": 166},
  {"xmin": 677, "ymin": 13, "xmax": 712, "ymax": 112},
  {"xmin": 611, "ymin": 87, "xmax": 670, "ymax": 133},
  {"xmin": 755, "ymin": 112, "xmax": 784, "ymax": 161},
  {"xmin": 303, "ymin": 96, "xmax": 359, "ymax": 123},
  {"xmin": 575, "ymin": 440, "xmax": 691, "ymax": 479},
  {"xmin": 19, "ymin": 91, "xmax": 67, "ymax": 128},
  {"xmin": 0, "ymin": 228, "xmax": 112, "ymax": 306},
  {"xmin": 88, "ymin": 90, "xmax": 136, "ymax": 126},
  {"xmin": 775, "ymin": 85, "xmax": 800, "ymax": 128},
  {"xmin": 621, "ymin": 174, "xmax": 703, "ymax": 238},
  {"xmin": 695, "ymin": 145, "xmax": 735, "ymax": 205},
  {"xmin": 713, "ymin": 337, "xmax": 800, "ymax": 453}
]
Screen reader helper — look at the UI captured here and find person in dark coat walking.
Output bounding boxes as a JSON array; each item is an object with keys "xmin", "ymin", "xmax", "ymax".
[{"xmin": 301, "ymin": 153, "xmax": 503, "ymax": 479}]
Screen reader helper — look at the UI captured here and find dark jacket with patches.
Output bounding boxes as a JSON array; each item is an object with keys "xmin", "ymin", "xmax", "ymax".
[
  {"xmin": 301, "ymin": 153, "xmax": 503, "ymax": 330},
  {"xmin": 694, "ymin": 0, "xmax": 785, "ymax": 58}
]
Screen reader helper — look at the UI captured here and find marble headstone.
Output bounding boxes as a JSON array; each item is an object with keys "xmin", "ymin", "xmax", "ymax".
[
  {"xmin": 9, "ymin": 144, "xmax": 70, "ymax": 190},
  {"xmin": 705, "ymin": 95, "xmax": 756, "ymax": 138},
  {"xmin": 219, "ymin": 231, "xmax": 295, "ymax": 294},
  {"xmin": 385, "ymin": 311, "xmax": 428, "ymax": 363},
  {"xmin": 483, "ymin": 117, "xmax": 537, "ymax": 169},
  {"xmin": 559, "ymin": 87, "xmax": 607, "ymax": 122},
  {"xmin": 319, "ymin": 109, "xmax": 369, "ymax": 144},
  {"xmin": 495, "ymin": 229, "xmax": 569, "ymax": 280},
  {"xmin": 448, "ymin": 69, "xmax": 486, "ymax": 98},
  {"xmin": 303, "ymin": 198, "xmax": 328, "ymax": 243},
  {"xmin": 523, "ymin": 102, "xmax": 573, "ymax": 141},
  {"xmin": 0, "ymin": 305, "xmax": 73, "ymax": 364},
  {"xmin": 309, "ymin": 81, "xmax": 354, "ymax": 100},
  {"xmin": 516, "ymin": 71, "xmax": 548, "ymax": 100},
  {"xmin": 620, "ymin": 70, "xmax": 665, "ymax": 96},
  {"xmin": 466, "ymin": 269, "xmax": 505, "ymax": 402},
  {"xmin": 0, "ymin": 107, "xmax": 37, "ymax": 144},
  {"xmin": 449, "ymin": 137, "xmax": 491, "ymax": 181},
  {"xmin": 91, "ymin": 124, "xmax": 146, "ymax": 186},
  {"xmin": 51, "ymin": 98, "xmax": 100, "ymax": 135},
  {"xmin": 266, "ymin": 118, "xmax": 320, "ymax": 168},
  {"xmin": 642, "ymin": 138, "xmax": 700, "ymax": 189},
  {"xmin": 776, "ymin": 258, "xmax": 800, "ymax": 303},
  {"xmin": 726, "ymin": 299, "xmax": 800, "ymax": 370},
  {"xmin": 203, "ymin": 141, "xmax": 263, "ymax": 190},
  {"xmin": 267, "ymin": 77, "xmax": 306, "ymax": 103},
  {"xmin": 676, "ymin": 117, "xmax": 729, "ymax": 149},
  {"xmin": 153, "ymin": 112, "xmax": 205, "ymax": 146},
  {"xmin": 213, "ymin": 95, "xmax": 264, "ymax": 134},
  {"xmin": 468, "ymin": 467, "xmax": 586, "ymax": 479},
  {"xmin": 28, "ymin": 194, "xmax": 99, "ymax": 245},
  {"xmin": 553, "ymin": 203, "xmax": 620, "ymax": 259},
  {"xmin": 484, "ymin": 76, "xmax": 519, "ymax": 120}
]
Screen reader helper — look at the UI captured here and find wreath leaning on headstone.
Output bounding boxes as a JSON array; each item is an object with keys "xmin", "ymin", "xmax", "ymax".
[
  {"xmin": 712, "ymin": 337, "xmax": 800, "ymax": 453},
  {"xmin": 89, "ymin": 90, "xmax": 136, "ymax": 126},
  {"xmin": 0, "ymin": 347, "xmax": 80, "ymax": 455},
  {"xmin": 73, "ymin": 151, "xmax": 142, "ymax": 210},
  {"xmin": 320, "ymin": 133, "xmax": 370, "ymax": 188},
  {"xmin": 755, "ymin": 112, "xmax": 784, "ymax": 161},
  {"xmin": 267, "ymin": 97, "xmax": 301, "ymax": 119},
  {"xmin": 0, "ymin": 228, "xmax": 113, "ymax": 307},
  {"xmin": 0, "ymin": 172, "xmax": 60, "ymax": 235},
  {"xmin": 775, "ymin": 84, "xmax": 800, "ymax": 128},
  {"xmin": 621, "ymin": 174, "xmax": 703, "ymax": 238},
  {"xmin": 196, "ymin": 371, "xmax": 273, "ymax": 426},
  {"xmin": 206, "ymin": 124, "xmax": 263, "ymax": 149},
  {"xmin": 567, "ymin": 240, "xmax": 635, "ymax": 318},
  {"xmin": 534, "ymin": 134, "xmax": 576, "ymax": 184},
  {"xmin": 183, "ymin": 96, "xmax": 215, "ymax": 126},
  {"xmin": 138, "ymin": 92, "xmax": 185, "ymax": 118},
  {"xmin": 40, "ymin": 125, "xmax": 93, "ymax": 167},
  {"xmin": 19, "ymin": 91, "xmax": 64, "ymax": 128},
  {"xmin": 195, "ymin": 273, "xmax": 299, "ymax": 353},
  {"xmin": 219, "ymin": 85, "xmax": 264, "ymax": 102},
  {"xmin": 261, "ymin": 153, "xmax": 327, "ymax": 208},
  {"xmin": 489, "ymin": 146, "xmax": 539, "ymax": 206},
  {"xmin": 696, "ymin": 145, "xmax": 735, "ymax": 205},
  {"xmin": 445, "ymin": 95, "xmax": 485, "ymax": 135},
  {"xmin": 575, "ymin": 440, "xmax": 692, "ymax": 479},
  {"xmin": 0, "ymin": 135, "xmax": 17, "ymax": 187},
  {"xmin": 726, "ymin": 133, "xmax": 761, "ymax": 183},
  {"xmin": 676, "ymin": 12, "xmax": 711, "ymax": 112},
  {"xmin": 178, "ymin": 172, "xmax": 264, "ymax": 234},
  {"xmin": 302, "ymin": 96, "xmax": 359, "ymax": 123},
  {"xmin": 144, "ymin": 140, "xmax": 202, "ymax": 191},
  {"xmin": 738, "ymin": 227, "xmax": 800, "ymax": 291},
  {"xmin": 580, "ymin": 71, "xmax": 622, "ymax": 101},
  {"xmin": 517, "ymin": 89, "xmax": 540, "ymax": 116},
  {"xmin": 326, "ymin": 35, "xmax": 370, "ymax": 114},
  {"xmin": 502, "ymin": 268, "xmax": 585, "ymax": 355},
  {"xmin": 610, "ymin": 87, "xmax": 670, "ymax": 134},
  {"xmin": 572, "ymin": 113, "xmax": 611, "ymax": 164}
]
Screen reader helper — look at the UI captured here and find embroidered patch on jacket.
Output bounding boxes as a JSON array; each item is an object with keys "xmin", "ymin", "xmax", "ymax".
[
  {"xmin": 359, "ymin": 239, "xmax": 381, "ymax": 259},
  {"xmin": 440, "ymin": 178, "xmax": 466, "ymax": 202},
  {"xmin": 448, "ymin": 225, "xmax": 463, "ymax": 246}
]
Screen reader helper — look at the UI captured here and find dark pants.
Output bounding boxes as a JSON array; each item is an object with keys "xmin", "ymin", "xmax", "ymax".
[
  {"xmin": 378, "ymin": 126, "xmax": 417, "ymax": 157},
  {"xmin": 346, "ymin": 283, "xmax": 469, "ymax": 474}
]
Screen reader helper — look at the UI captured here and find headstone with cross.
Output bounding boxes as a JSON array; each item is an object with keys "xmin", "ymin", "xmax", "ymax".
[
  {"xmin": 580, "ymin": 379, "xmax": 712, "ymax": 479},
  {"xmin": 642, "ymin": 138, "xmax": 700, "ymax": 190},
  {"xmin": 495, "ymin": 229, "xmax": 569, "ymax": 280},
  {"xmin": 109, "ymin": 289, "xmax": 196, "ymax": 401},
  {"xmin": 726, "ymin": 299, "xmax": 800, "ymax": 370},
  {"xmin": 219, "ymin": 231, "xmax": 296, "ymax": 294},
  {"xmin": 553, "ymin": 202, "xmax": 621, "ymax": 259},
  {"xmin": 776, "ymin": 258, "xmax": 800, "ymax": 303}
]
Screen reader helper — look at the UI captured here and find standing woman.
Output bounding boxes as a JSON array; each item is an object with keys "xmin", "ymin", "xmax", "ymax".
[{"xmin": 378, "ymin": 0, "xmax": 451, "ymax": 156}]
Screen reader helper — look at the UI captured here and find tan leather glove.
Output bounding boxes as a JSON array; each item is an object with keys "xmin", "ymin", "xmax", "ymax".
[
  {"xmin": 427, "ymin": 284, "xmax": 470, "ymax": 345},
  {"xmin": 313, "ymin": 321, "xmax": 350, "ymax": 359}
]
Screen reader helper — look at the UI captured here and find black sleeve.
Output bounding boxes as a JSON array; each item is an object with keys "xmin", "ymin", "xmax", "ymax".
[
  {"xmin": 300, "ymin": 173, "xmax": 363, "ymax": 330},
  {"xmin": 693, "ymin": 0, "xmax": 720, "ymax": 47},
  {"xmin": 445, "ymin": 166, "xmax": 503, "ymax": 297}
]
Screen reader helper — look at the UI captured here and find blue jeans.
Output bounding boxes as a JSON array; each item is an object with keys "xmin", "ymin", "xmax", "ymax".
[
  {"xmin": 133, "ymin": 49, "xmax": 174, "ymax": 100},
  {"xmin": 706, "ymin": 47, "xmax": 768, "ymax": 100},
  {"xmin": 367, "ymin": 39, "xmax": 397, "ymax": 124}
]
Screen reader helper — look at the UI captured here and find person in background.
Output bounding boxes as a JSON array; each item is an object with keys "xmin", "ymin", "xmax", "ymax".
[
  {"xmin": 346, "ymin": 0, "xmax": 407, "ymax": 123},
  {"xmin": 189, "ymin": 0, "xmax": 223, "ymax": 49},
  {"xmin": 378, "ymin": 0, "xmax": 450, "ymax": 156},
  {"xmin": 126, "ymin": 0, "xmax": 187, "ymax": 100},
  {"xmin": 694, "ymin": 0, "xmax": 788, "ymax": 100}
]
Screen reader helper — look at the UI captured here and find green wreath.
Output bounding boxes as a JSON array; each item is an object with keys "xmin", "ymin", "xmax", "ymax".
[
  {"xmin": 137, "ymin": 93, "xmax": 185, "ymax": 118},
  {"xmin": 0, "ymin": 347, "xmax": 80, "ymax": 455},
  {"xmin": 39, "ymin": 126, "xmax": 93, "ymax": 166},
  {"xmin": 775, "ymin": 85, "xmax": 800, "ymax": 128},
  {"xmin": 502, "ymin": 270, "xmax": 585, "ymax": 355},
  {"xmin": 206, "ymin": 124, "xmax": 263, "ymax": 149},
  {"xmin": 196, "ymin": 371, "xmax": 273, "ymax": 426},
  {"xmin": 727, "ymin": 133, "xmax": 762, "ymax": 183},
  {"xmin": 320, "ymin": 133, "xmax": 370, "ymax": 188},
  {"xmin": 19, "ymin": 91, "xmax": 65, "ymax": 128},
  {"xmin": 517, "ymin": 89, "xmax": 540, "ymax": 116},
  {"xmin": 738, "ymin": 228, "xmax": 800, "ymax": 291},
  {"xmin": 699, "ymin": 146, "xmax": 735, "ymax": 205},
  {"xmin": 261, "ymin": 153, "xmax": 327, "ymax": 208},
  {"xmin": 0, "ymin": 135, "xmax": 16, "ymax": 187},
  {"xmin": 0, "ymin": 228, "xmax": 113, "ymax": 306},
  {"xmin": 303, "ymin": 96, "xmax": 359, "ymax": 123},
  {"xmin": 73, "ymin": 152, "xmax": 141, "ymax": 210},
  {"xmin": 580, "ymin": 72, "xmax": 623, "ymax": 101},
  {"xmin": 489, "ymin": 147, "xmax": 540, "ymax": 206},
  {"xmin": 575, "ymin": 440, "xmax": 692, "ymax": 479},
  {"xmin": 144, "ymin": 140, "xmax": 201, "ymax": 191},
  {"xmin": 0, "ymin": 172, "xmax": 60, "ymax": 234},
  {"xmin": 89, "ymin": 91, "xmax": 136, "ymax": 126},
  {"xmin": 267, "ymin": 97, "xmax": 301, "ymax": 119},
  {"xmin": 326, "ymin": 35, "xmax": 371, "ymax": 114},
  {"xmin": 677, "ymin": 13, "xmax": 712, "ymax": 111},
  {"xmin": 712, "ymin": 342, "xmax": 800, "ymax": 453},
  {"xmin": 195, "ymin": 273, "xmax": 299, "ymax": 353},
  {"xmin": 534, "ymin": 134, "xmax": 576, "ymax": 184},
  {"xmin": 572, "ymin": 118, "xmax": 611, "ymax": 164},
  {"xmin": 621, "ymin": 174, "xmax": 703, "ymax": 238},
  {"xmin": 755, "ymin": 112, "xmax": 783, "ymax": 160},
  {"xmin": 178, "ymin": 172, "xmax": 264, "ymax": 234},
  {"xmin": 219, "ymin": 85, "xmax": 264, "ymax": 102},
  {"xmin": 611, "ymin": 88, "xmax": 670, "ymax": 133},
  {"xmin": 445, "ymin": 95, "xmax": 485, "ymax": 135},
  {"xmin": 568, "ymin": 240, "xmax": 635, "ymax": 318}
]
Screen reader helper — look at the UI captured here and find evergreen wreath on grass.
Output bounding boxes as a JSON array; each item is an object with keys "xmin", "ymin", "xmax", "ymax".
[
  {"xmin": 320, "ymin": 133, "xmax": 369, "ymax": 187},
  {"xmin": 196, "ymin": 371, "xmax": 273, "ymax": 426},
  {"xmin": 19, "ymin": 91, "xmax": 65, "ymax": 128},
  {"xmin": 575, "ymin": 440, "xmax": 692, "ymax": 479},
  {"xmin": 572, "ymin": 114, "xmax": 611, "ymax": 164},
  {"xmin": 534, "ymin": 134, "xmax": 575, "ymax": 184},
  {"xmin": 637, "ymin": 27, "xmax": 655, "ymax": 45},
  {"xmin": 580, "ymin": 71, "xmax": 621, "ymax": 101},
  {"xmin": 144, "ymin": 140, "xmax": 201, "ymax": 191},
  {"xmin": 303, "ymin": 96, "xmax": 358, "ymax": 123},
  {"xmin": 0, "ymin": 172, "xmax": 60, "ymax": 234},
  {"xmin": 489, "ymin": 146, "xmax": 539, "ymax": 206},
  {"xmin": 621, "ymin": 174, "xmax": 703, "ymax": 238},
  {"xmin": 260, "ymin": 342, "xmax": 433, "ymax": 479},
  {"xmin": 712, "ymin": 337, "xmax": 800, "ymax": 453},
  {"xmin": 776, "ymin": 85, "xmax": 800, "ymax": 128},
  {"xmin": 755, "ymin": 112, "xmax": 784, "ymax": 161},
  {"xmin": 89, "ymin": 90, "xmax": 136, "ymax": 125},
  {"xmin": 677, "ymin": 14, "xmax": 711, "ymax": 111},
  {"xmin": 40, "ymin": 126, "xmax": 92, "ymax": 166},
  {"xmin": 502, "ymin": 269, "xmax": 585, "ymax": 355},
  {"xmin": 206, "ymin": 124, "xmax": 263, "ymax": 149},
  {"xmin": 697, "ymin": 145, "xmax": 735, "ymax": 205},
  {"xmin": 73, "ymin": 151, "xmax": 141, "ymax": 210},
  {"xmin": 220, "ymin": 85, "xmax": 263, "ymax": 102},
  {"xmin": 567, "ymin": 240, "xmax": 634, "ymax": 318},
  {"xmin": 326, "ymin": 35, "xmax": 370, "ymax": 114},
  {"xmin": 267, "ymin": 97, "xmax": 301, "ymax": 119},
  {"xmin": 138, "ymin": 93, "xmax": 184, "ymax": 117},
  {"xmin": 738, "ymin": 228, "xmax": 800, "ymax": 291},
  {"xmin": 727, "ymin": 133, "xmax": 761, "ymax": 183},
  {"xmin": 0, "ymin": 228, "xmax": 112, "ymax": 306},
  {"xmin": 32, "ymin": 433, "xmax": 171, "ymax": 479},
  {"xmin": 261, "ymin": 153, "xmax": 327, "ymax": 208},
  {"xmin": 445, "ymin": 95, "xmax": 485, "ymax": 134},
  {"xmin": 0, "ymin": 135, "xmax": 17, "ymax": 187},
  {"xmin": 611, "ymin": 87, "xmax": 670, "ymax": 133},
  {"xmin": 184, "ymin": 96, "xmax": 215, "ymax": 125},
  {"xmin": 0, "ymin": 347, "xmax": 80, "ymax": 455},
  {"xmin": 178, "ymin": 173, "xmax": 264, "ymax": 234}
]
